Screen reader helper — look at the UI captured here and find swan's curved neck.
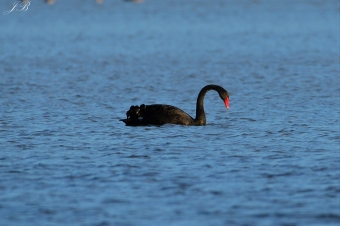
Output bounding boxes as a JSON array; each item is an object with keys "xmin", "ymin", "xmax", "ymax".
[{"xmin": 194, "ymin": 85, "xmax": 224, "ymax": 125}]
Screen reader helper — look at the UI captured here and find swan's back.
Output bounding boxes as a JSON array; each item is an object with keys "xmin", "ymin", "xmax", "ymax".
[{"xmin": 120, "ymin": 104, "xmax": 195, "ymax": 126}]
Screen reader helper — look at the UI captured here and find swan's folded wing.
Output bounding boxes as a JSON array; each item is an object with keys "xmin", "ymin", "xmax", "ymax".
[{"xmin": 140, "ymin": 104, "xmax": 195, "ymax": 125}]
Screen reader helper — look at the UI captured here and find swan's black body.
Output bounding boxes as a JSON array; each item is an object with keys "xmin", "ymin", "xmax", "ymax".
[{"xmin": 120, "ymin": 85, "xmax": 229, "ymax": 126}]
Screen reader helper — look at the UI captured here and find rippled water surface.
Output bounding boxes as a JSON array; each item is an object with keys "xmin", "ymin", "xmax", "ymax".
[{"xmin": 1, "ymin": 0, "xmax": 339, "ymax": 225}]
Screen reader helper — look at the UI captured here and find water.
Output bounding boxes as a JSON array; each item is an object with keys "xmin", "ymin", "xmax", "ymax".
[{"xmin": 1, "ymin": 0, "xmax": 339, "ymax": 225}]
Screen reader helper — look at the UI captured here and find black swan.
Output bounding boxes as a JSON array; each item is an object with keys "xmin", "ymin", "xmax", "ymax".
[{"xmin": 120, "ymin": 84, "xmax": 229, "ymax": 126}]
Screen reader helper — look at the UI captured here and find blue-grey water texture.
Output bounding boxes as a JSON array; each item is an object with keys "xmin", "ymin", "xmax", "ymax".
[{"xmin": 1, "ymin": 0, "xmax": 339, "ymax": 225}]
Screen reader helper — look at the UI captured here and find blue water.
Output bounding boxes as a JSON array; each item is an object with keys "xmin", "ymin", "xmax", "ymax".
[{"xmin": 1, "ymin": 0, "xmax": 339, "ymax": 225}]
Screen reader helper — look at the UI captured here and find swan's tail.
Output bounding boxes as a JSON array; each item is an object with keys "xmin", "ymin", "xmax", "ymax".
[{"xmin": 119, "ymin": 105, "xmax": 146, "ymax": 126}]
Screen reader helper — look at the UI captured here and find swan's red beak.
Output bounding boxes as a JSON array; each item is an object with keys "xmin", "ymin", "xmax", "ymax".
[{"xmin": 224, "ymin": 98, "xmax": 230, "ymax": 110}]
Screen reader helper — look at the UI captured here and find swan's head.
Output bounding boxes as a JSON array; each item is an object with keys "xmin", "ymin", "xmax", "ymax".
[{"xmin": 219, "ymin": 89, "xmax": 230, "ymax": 110}]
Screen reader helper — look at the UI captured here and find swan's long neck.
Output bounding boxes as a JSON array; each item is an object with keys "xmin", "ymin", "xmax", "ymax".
[{"xmin": 194, "ymin": 85, "xmax": 223, "ymax": 125}]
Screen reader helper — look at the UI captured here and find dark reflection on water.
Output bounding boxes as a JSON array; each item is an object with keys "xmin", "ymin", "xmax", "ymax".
[{"xmin": 1, "ymin": 0, "xmax": 339, "ymax": 225}]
